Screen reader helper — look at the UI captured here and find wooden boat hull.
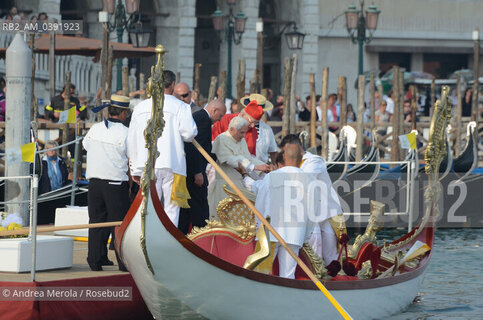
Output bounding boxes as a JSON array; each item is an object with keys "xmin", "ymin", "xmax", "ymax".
[{"xmin": 118, "ymin": 184, "xmax": 432, "ymax": 320}]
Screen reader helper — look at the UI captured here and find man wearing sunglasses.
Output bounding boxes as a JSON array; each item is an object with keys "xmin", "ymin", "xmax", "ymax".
[{"xmin": 174, "ymin": 82, "xmax": 201, "ymax": 113}]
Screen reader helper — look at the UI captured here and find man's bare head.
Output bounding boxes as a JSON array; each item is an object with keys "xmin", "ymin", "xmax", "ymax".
[
  {"xmin": 205, "ymin": 99, "xmax": 227, "ymax": 123},
  {"xmin": 283, "ymin": 144, "xmax": 302, "ymax": 167},
  {"xmin": 174, "ymin": 82, "xmax": 191, "ymax": 104}
]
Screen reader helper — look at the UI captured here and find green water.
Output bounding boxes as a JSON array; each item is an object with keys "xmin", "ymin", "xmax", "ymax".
[{"xmin": 389, "ymin": 228, "xmax": 483, "ymax": 319}]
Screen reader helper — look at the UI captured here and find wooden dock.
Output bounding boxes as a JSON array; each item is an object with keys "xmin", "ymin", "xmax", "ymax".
[{"xmin": 0, "ymin": 236, "xmax": 125, "ymax": 282}]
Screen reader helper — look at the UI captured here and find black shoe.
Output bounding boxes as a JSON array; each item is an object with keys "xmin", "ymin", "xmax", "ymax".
[
  {"xmin": 101, "ymin": 259, "xmax": 114, "ymax": 266},
  {"xmin": 89, "ymin": 264, "xmax": 103, "ymax": 271}
]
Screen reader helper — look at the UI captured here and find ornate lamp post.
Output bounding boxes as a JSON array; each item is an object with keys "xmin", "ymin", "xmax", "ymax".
[
  {"xmin": 212, "ymin": 0, "xmax": 247, "ymax": 99},
  {"xmin": 284, "ymin": 23, "xmax": 305, "ymax": 50},
  {"xmin": 345, "ymin": 1, "xmax": 380, "ymax": 75},
  {"xmin": 101, "ymin": 0, "xmax": 150, "ymax": 91}
]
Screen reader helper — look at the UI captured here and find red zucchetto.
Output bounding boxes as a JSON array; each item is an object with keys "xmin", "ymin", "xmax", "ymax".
[{"xmin": 244, "ymin": 100, "xmax": 264, "ymax": 120}]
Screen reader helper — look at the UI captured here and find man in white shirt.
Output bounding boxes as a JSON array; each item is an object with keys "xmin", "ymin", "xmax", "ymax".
[
  {"xmin": 279, "ymin": 134, "xmax": 342, "ymax": 266},
  {"xmin": 127, "ymin": 70, "xmax": 198, "ymax": 227},
  {"xmin": 83, "ymin": 94, "xmax": 131, "ymax": 271},
  {"xmin": 243, "ymin": 145, "xmax": 316, "ymax": 279}
]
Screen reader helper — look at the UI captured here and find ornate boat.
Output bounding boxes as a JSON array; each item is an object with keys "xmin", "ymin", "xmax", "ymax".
[
  {"xmin": 451, "ymin": 121, "xmax": 477, "ymax": 180},
  {"xmin": 116, "ymin": 46, "xmax": 450, "ymax": 320}
]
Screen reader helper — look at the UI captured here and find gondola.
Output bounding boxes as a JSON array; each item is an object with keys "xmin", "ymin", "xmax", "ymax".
[
  {"xmin": 116, "ymin": 48, "xmax": 450, "ymax": 320},
  {"xmin": 419, "ymin": 134, "xmax": 452, "ymax": 181},
  {"xmin": 327, "ymin": 126, "xmax": 354, "ymax": 182},
  {"xmin": 36, "ymin": 182, "xmax": 88, "ymax": 225},
  {"xmin": 377, "ymin": 147, "xmax": 419, "ymax": 180},
  {"xmin": 0, "ymin": 179, "xmax": 87, "ymax": 225},
  {"xmin": 344, "ymin": 133, "xmax": 380, "ymax": 180},
  {"xmin": 451, "ymin": 121, "xmax": 477, "ymax": 180}
]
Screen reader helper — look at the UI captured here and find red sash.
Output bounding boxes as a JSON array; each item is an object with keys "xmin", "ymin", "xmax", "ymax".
[
  {"xmin": 212, "ymin": 113, "xmax": 258, "ymax": 156},
  {"xmin": 329, "ymin": 105, "xmax": 338, "ymax": 131}
]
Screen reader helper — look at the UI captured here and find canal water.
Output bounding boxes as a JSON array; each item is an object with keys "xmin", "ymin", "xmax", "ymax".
[{"xmin": 386, "ymin": 228, "xmax": 483, "ymax": 319}]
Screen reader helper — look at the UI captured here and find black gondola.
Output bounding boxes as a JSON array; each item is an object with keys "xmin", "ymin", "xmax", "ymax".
[{"xmin": 452, "ymin": 121, "xmax": 478, "ymax": 180}]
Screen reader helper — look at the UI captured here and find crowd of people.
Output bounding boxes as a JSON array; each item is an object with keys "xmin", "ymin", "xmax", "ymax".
[{"xmin": 2, "ymin": 5, "xmax": 49, "ymax": 25}]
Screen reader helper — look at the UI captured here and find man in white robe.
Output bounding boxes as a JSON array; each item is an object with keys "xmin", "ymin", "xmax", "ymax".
[
  {"xmin": 243, "ymin": 145, "xmax": 316, "ymax": 279},
  {"xmin": 208, "ymin": 116, "xmax": 270, "ymax": 219},
  {"xmin": 127, "ymin": 70, "xmax": 197, "ymax": 227},
  {"xmin": 280, "ymin": 134, "xmax": 342, "ymax": 266}
]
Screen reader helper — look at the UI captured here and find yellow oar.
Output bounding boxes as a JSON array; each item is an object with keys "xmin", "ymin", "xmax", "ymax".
[
  {"xmin": 192, "ymin": 139, "xmax": 352, "ymax": 319},
  {"xmin": 0, "ymin": 221, "xmax": 122, "ymax": 237}
]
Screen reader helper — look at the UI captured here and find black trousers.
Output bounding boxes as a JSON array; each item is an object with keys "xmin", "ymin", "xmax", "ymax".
[
  {"xmin": 87, "ymin": 178, "xmax": 130, "ymax": 266},
  {"xmin": 178, "ymin": 172, "xmax": 209, "ymax": 235}
]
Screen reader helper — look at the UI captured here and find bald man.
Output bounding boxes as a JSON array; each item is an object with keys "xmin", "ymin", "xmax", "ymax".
[
  {"xmin": 178, "ymin": 99, "xmax": 227, "ymax": 234},
  {"xmin": 242, "ymin": 145, "xmax": 316, "ymax": 279},
  {"xmin": 174, "ymin": 82, "xmax": 201, "ymax": 113}
]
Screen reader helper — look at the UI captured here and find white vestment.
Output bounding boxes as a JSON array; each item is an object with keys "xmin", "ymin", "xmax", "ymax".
[
  {"xmin": 208, "ymin": 131, "xmax": 264, "ymax": 219},
  {"xmin": 127, "ymin": 95, "xmax": 197, "ymax": 226},
  {"xmin": 301, "ymin": 151, "xmax": 342, "ymax": 265},
  {"xmin": 255, "ymin": 120, "xmax": 279, "ymax": 163},
  {"xmin": 248, "ymin": 166, "xmax": 316, "ymax": 279}
]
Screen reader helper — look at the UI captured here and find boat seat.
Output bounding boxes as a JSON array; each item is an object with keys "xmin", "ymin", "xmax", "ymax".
[
  {"xmin": 188, "ymin": 220, "xmax": 256, "ymax": 267},
  {"xmin": 216, "ymin": 186, "xmax": 256, "ymax": 228}
]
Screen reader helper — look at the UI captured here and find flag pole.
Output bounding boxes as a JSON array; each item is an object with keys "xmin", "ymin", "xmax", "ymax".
[
  {"xmin": 70, "ymin": 113, "xmax": 78, "ymax": 206},
  {"xmin": 29, "ymin": 140, "xmax": 39, "ymax": 281}
]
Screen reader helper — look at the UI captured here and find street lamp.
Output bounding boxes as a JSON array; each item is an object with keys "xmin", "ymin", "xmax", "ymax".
[
  {"xmin": 100, "ymin": 0, "xmax": 150, "ymax": 91},
  {"xmin": 129, "ymin": 20, "xmax": 152, "ymax": 48},
  {"xmin": 284, "ymin": 23, "xmax": 305, "ymax": 50},
  {"xmin": 212, "ymin": 0, "xmax": 247, "ymax": 99},
  {"xmin": 345, "ymin": 1, "xmax": 380, "ymax": 75}
]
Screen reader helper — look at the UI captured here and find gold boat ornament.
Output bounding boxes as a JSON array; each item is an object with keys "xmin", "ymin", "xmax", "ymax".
[{"xmin": 140, "ymin": 44, "xmax": 167, "ymax": 274}]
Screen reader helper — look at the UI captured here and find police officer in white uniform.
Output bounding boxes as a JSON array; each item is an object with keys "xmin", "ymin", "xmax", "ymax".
[{"xmin": 83, "ymin": 95, "xmax": 131, "ymax": 271}]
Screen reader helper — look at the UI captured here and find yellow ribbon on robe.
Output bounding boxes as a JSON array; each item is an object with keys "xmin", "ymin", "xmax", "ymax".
[{"xmin": 171, "ymin": 173, "xmax": 191, "ymax": 209}]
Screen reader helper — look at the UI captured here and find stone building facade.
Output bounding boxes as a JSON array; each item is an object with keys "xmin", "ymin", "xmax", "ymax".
[{"xmin": 1, "ymin": 0, "xmax": 483, "ymax": 107}]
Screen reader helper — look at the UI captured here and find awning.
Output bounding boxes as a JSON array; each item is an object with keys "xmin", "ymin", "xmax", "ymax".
[{"xmin": 0, "ymin": 34, "xmax": 155, "ymax": 60}]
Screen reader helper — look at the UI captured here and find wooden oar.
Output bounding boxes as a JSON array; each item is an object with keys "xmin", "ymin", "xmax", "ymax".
[
  {"xmin": 192, "ymin": 139, "xmax": 352, "ymax": 320},
  {"xmin": 0, "ymin": 221, "xmax": 122, "ymax": 237}
]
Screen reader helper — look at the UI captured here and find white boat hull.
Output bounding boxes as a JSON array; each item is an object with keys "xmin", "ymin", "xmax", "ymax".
[{"xmin": 120, "ymin": 187, "xmax": 429, "ymax": 320}]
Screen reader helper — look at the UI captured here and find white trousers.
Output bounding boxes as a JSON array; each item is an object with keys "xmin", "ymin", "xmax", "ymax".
[
  {"xmin": 308, "ymin": 220, "xmax": 338, "ymax": 266},
  {"xmin": 155, "ymin": 168, "xmax": 180, "ymax": 227},
  {"xmin": 274, "ymin": 243, "xmax": 301, "ymax": 279}
]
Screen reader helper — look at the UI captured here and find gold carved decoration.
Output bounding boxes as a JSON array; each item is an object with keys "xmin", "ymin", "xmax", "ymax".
[
  {"xmin": 217, "ymin": 185, "xmax": 256, "ymax": 228},
  {"xmin": 348, "ymin": 201, "xmax": 385, "ymax": 259},
  {"xmin": 187, "ymin": 219, "xmax": 256, "ymax": 242},
  {"xmin": 244, "ymin": 220, "xmax": 271, "ymax": 270},
  {"xmin": 302, "ymin": 243, "xmax": 326, "ymax": 279},
  {"xmin": 383, "ymin": 86, "xmax": 451, "ymax": 255},
  {"xmin": 140, "ymin": 45, "xmax": 166, "ymax": 275}
]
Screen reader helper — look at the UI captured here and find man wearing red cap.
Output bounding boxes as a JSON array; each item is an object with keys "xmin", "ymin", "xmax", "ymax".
[{"xmin": 212, "ymin": 100, "xmax": 262, "ymax": 156}]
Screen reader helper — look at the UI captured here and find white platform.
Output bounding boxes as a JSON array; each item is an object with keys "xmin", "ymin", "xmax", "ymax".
[
  {"xmin": 54, "ymin": 206, "xmax": 89, "ymax": 237},
  {"xmin": 0, "ymin": 235, "xmax": 73, "ymax": 272}
]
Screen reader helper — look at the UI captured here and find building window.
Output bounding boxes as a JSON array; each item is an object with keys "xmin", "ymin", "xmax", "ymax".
[
  {"xmin": 379, "ymin": 53, "xmax": 411, "ymax": 77},
  {"xmin": 423, "ymin": 53, "xmax": 468, "ymax": 79}
]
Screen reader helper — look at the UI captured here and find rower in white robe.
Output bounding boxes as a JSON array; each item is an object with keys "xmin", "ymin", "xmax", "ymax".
[
  {"xmin": 127, "ymin": 70, "xmax": 197, "ymax": 227},
  {"xmin": 208, "ymin": 116, "xmax": 270, "ymax": 219},
  {"xmin": 280, "ymin": 134, "xmax": 342, "ymax": 266},
  {"xmin": 243, "ymin": 145, "xmax": 317, "ymax": 279}
]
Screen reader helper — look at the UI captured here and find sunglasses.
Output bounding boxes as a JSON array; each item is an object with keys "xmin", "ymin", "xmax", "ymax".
[{"xmin": 181, "ymin": 92, "xmax": 190, "ymax": 98}]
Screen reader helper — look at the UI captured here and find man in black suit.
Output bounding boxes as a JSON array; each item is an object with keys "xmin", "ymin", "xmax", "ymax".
[{"xmin": 178, "ymin": 99, "xmax": 226, "ymax": 234}]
